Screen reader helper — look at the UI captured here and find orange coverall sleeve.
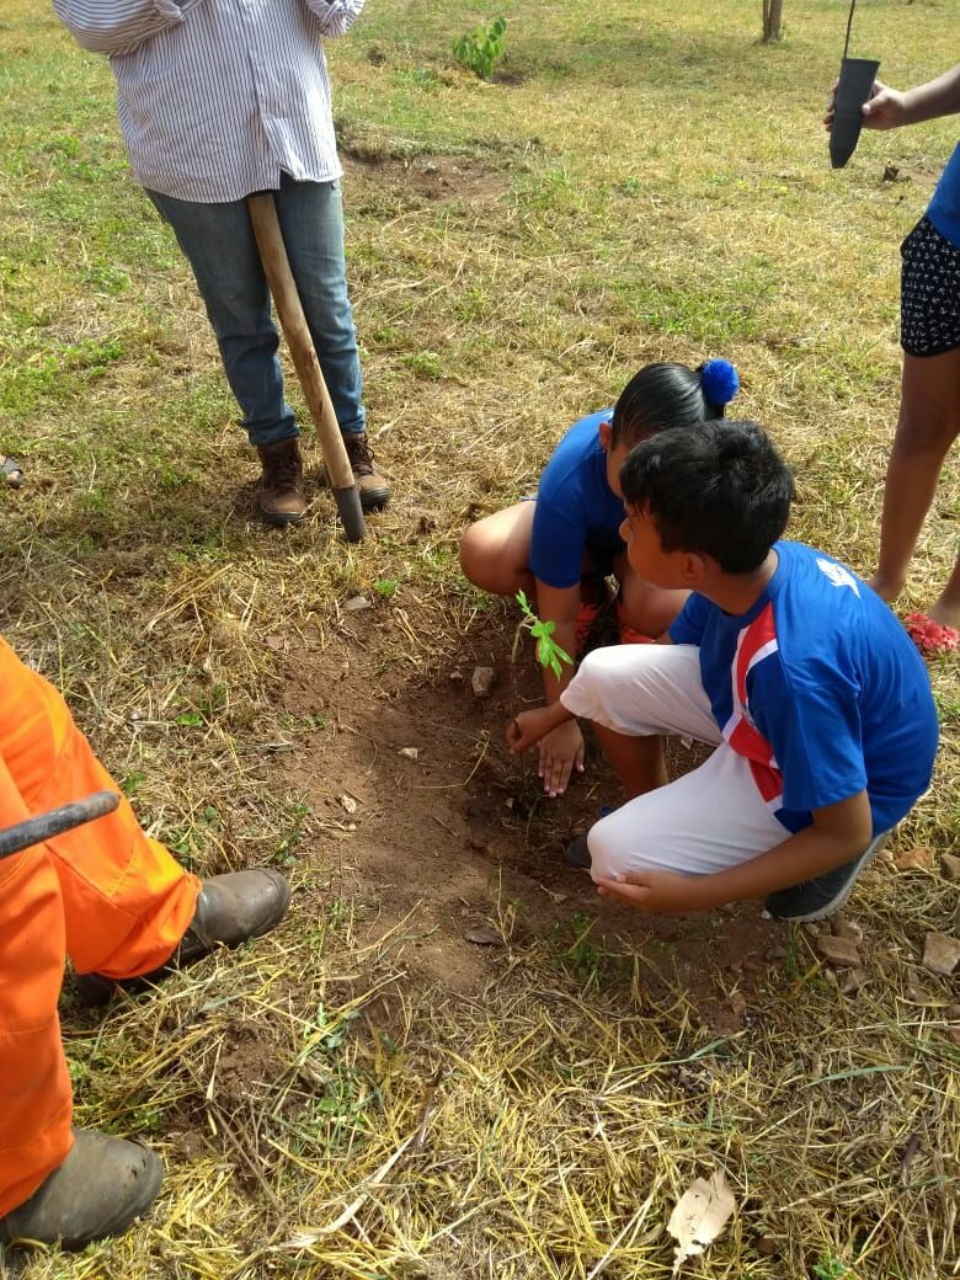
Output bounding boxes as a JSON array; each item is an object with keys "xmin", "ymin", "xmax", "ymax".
[{"xmin": 0, "ymin": 636, "xmax": 199, "ymax": 1217}]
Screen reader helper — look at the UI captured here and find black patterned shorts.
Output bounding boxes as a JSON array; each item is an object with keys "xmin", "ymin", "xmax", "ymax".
[{"xmin": 900, "ymin": 215, "xmax": 960, "ymax": 357}]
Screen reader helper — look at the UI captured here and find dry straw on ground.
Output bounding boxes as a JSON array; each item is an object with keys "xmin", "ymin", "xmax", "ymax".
[{"xmin": 1, "ymin": 0, "xmax": 958, "ymax": 1276}]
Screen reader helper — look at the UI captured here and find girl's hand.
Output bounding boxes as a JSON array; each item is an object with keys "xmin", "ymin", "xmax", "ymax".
[
  {"xmin": 594, "ymin": 868, "xmax": 709, "ymax": 914},
  {"xmin": 860, "ymin": 82, "xmax": 908, "ymax": 130},
  {"xmin": 824, "ymin": 78, "xmax": 905, "ymax": 132},
  {"xmin": 536, "ymin": 719, "xmax": 585, "ymax": 797}
]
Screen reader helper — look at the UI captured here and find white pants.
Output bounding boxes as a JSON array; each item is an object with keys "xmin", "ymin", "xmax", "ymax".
[{"xmin": 562, "ymin": 645, "xmax": 789, "ymax": 880}]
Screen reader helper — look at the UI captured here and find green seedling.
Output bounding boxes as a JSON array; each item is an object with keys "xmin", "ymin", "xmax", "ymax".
[
  {"xmin": 516, "ymin": 589, "xmax": 573, "ymax": 679},
  {"xmin": 453, "ymin": 16, "xmax": 507, "ymax": 81}
]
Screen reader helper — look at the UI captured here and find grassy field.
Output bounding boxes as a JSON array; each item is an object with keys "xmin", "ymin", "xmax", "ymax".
[{"xmin": 1, "ymin": 0, "xmax": 958, "ymax": 1276}]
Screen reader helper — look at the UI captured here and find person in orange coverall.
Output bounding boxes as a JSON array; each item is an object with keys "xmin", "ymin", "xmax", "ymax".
[{"xmin": 0, "ymin": 636, "xmax": 290, "ymax": 1250}]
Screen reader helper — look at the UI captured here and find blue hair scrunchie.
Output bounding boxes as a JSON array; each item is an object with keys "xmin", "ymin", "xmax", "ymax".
[{"xmin": 700, "ymin": 358, "xmax": 740, "ymax": 407}]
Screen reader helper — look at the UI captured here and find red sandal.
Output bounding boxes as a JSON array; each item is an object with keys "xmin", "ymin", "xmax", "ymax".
[{"xmin": 904, "ymin": 612, "xmax": 960, "ymax": 657}]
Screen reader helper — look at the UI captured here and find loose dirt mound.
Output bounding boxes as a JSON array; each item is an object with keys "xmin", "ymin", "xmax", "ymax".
[{"xmin": 273, "ymin": 602, "xmax": 786, "ymax": 1028}]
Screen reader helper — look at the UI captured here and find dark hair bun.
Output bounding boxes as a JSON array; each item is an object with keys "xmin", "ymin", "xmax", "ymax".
[{"xmin": 699, "ymin": 359, "xmax": 740, "ymax": 408}]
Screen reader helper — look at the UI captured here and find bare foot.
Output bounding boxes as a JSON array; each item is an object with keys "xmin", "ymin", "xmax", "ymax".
[
  {"xmin": 926, "ymin": 598, "xmax": 960, "ymax": 632},
  {"xmin": 867, "ymin": 572, "xmax": 905, "ymax": 603}
]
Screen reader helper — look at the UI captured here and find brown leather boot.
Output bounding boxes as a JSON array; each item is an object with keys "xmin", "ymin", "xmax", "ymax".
[
  {"xmin": 0, "ymin": 1129, "xmax": 163, "ymax": 1249},
  {"xmin": 75, "ymin": 868, "xmax": 291, "ymax": 1005},
  {"xmin": 257, "ymin": 437, "xmax": 305, "ymax": 525},
  {"xmin": 343, "ymin": 433, "xmax": 390, "ymax": 510}
]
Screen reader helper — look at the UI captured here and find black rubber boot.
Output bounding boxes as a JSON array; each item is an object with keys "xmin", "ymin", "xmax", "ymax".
[
  {"xmin": 0, "ymin": 1129, "xmax": 162, "ymax": 1249},
  {"xmin": 75, "ymin": 868, "xmax": 291, "ymax": 1005}
]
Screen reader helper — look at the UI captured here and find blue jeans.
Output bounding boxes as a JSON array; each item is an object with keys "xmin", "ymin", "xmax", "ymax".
[{"xmin": 148, "ymin": 174, "xmax": 365, "ymax": 447}]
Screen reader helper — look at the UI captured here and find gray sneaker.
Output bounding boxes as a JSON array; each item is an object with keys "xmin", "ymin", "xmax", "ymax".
[
  {"xmin": 563, "ymin": 833, "xmax": 592, "ymax": 870},
  {"xmin": 764, "ymin": 831, "xmax": 891, "ymax": 923}
]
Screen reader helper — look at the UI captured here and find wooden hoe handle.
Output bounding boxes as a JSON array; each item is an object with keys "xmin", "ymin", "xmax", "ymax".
[{"xmin": 247, "ymin": 193, "xmax": 365, "ymax": 542}]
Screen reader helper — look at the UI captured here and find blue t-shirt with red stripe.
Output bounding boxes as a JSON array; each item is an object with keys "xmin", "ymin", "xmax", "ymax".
[
  {"xmin": 669, "ymin": 541, "xmax": 939, "ymax": 834},
  {"xmin": 528, "ymin": 410, "xmax": 627, "ymax": 589}
]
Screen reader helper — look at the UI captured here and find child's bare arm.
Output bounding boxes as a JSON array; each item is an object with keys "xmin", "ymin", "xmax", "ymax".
[
  {"xmin": 826, "ymin": 65, "xmax": 960, "ymax": 134},
  {"xmin": 506, "ymin": 702, "xmax": 575, "ymax": 754},
  {"xmin": 525, "ymin": 578, "xmax": 586, "ymax": 796},
  {"xmin": 534, "ymin": 581, "xmax": 580, "ymax": 697},
  {"xmin": 877, "ymin": 64, "xmax": 960, "ymax": 128},
  {"xmin": 595, "ymin": 791, "xmax": 873, "ymax": 914}
]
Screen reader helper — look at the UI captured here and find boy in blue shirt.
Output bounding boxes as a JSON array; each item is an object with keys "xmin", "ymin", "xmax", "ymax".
[
  {"xmin": 461, "ymin": 359, "xmax": 739, "ymax": 800},
  {"xmin": 507, "ymin": 420, "xmax": 939, "ymax": 922}
]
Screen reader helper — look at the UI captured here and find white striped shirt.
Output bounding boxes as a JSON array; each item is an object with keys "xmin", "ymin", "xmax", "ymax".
[{"xmin": 53, "ymin": 0, "xmax": 365, "ymax": 202}]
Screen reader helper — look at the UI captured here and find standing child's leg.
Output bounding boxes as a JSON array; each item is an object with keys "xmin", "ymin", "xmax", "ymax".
[{"xmin": 872, "ymin": 347, "xmax": 960, "ymax": 616}]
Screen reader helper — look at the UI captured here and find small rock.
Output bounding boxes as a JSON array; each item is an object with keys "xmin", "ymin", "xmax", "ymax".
[
  {"xmin": 398, "ymin": 746, "xmax": 419, "ymax": 761},
  {"xmin": 757, "ymin": 1235, "xmax": 779, "ymax": 1257},
  {"xmin": 465, "ymin": 928, "xmax": 501, "ymax": 947},
  {"xmin": 905, "ymin": 972, "xmax": 931, "ymax": 1005},
  {"xmin": 265, "ymin": 634, "xmax": 285, "ymax": 651},
  {"xmin": 832, "ymin": 918, "xmax": 864, "ymax": 943},
  {"xmin": 839, "ymin": 967, "xmax": 870, "ymax": 996},
  {"xmin": 894, "ymin": 846, "xmax": 935, "ymax": 872},
  {"xmin": 882, "ymin": 164, "xmax": 900, "ymax": 182},
  {"xmin": 922, "ymin": 931, "xmax": 960, "ymax": 977},
  {"xmin": 449, "ymin": 669, "xmax": 465, "ymax": 686},
  {"xmin": 338, "ymin": 793, "xmax": 358, "ymax": 815},
  {"xmin": 728, "ymin": 990, "xmax": 748, "ymax": 1019},
  {"xmin": 765, "ymin": 945, "xmax": 787, "ymax": 961},
  {"xmin": 817, "ymin": 934, "xmax": 862, "ymax": 968},
  {"xmin": 471, "ymin": 665, "xmax": 496, "ymax": 698},
  {"xmin": 343, "ymin": 595, "xmax": 372, "ymax": 613},
  {"xmin": 941, "ymin": 853, "xmax": 960, "ymax": 882}
]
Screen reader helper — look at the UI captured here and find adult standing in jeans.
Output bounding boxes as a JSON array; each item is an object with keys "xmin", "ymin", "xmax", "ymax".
[{"xmin": 53, "ymin": 0, "xmax": 389, "ymax": 526}]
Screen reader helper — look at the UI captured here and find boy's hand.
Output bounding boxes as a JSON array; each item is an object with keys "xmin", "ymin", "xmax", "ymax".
[
  {"xmin": 506, "ymin": 706, "xmax": 556, "ymax": 754},
  {"xmin": 536, "ymin": 720, "xmax": 584, "ymax": 797},
  {"xmin": 595, "ymin": 868, "xmax": 707, "ymax": 914}
]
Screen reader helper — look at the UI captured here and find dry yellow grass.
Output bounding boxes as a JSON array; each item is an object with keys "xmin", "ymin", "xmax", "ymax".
[{"xmin": 0, "ymin": 0, "xmax": 958, "ymax": 1276}]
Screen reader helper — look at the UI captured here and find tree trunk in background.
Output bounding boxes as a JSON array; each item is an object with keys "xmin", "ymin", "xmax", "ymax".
[{"xmin": 762, "ymin": 0, "xmax": 784, "ymax": 42}]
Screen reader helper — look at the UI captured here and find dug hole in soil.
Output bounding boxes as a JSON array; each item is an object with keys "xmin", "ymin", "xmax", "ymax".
[{"xmin": 275, "ymin": 600, "xmax": 786, "ymax": 1036}]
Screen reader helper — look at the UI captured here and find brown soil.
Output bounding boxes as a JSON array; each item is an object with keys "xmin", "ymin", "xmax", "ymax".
[
  {"xmin": 341, "ymin": 149, "xmax": 509, "ymax": 206},
  {"xmin": 273, "ymin": 600, "xmax": 788, "ymax": 1033}
]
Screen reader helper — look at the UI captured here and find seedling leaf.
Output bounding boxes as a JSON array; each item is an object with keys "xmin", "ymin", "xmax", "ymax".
[{"xmin": 515, "ymin": 590, "xmax": 573, "ymax": 676}]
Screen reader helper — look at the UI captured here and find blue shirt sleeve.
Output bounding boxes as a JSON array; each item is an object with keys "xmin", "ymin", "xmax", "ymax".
[
  {"xmin": 669, "ymin": 593, "xmax": 711, "ymax": 647},
  {"xmin": 529, "ymin": 498, "xmax": 587, "ymax": 590},
  {"xmin": 751, "ymin": 659, "xmax": 868, "ymax": 814}
]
